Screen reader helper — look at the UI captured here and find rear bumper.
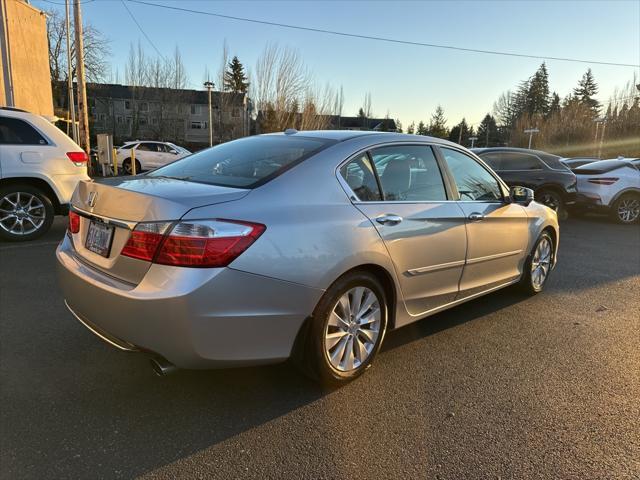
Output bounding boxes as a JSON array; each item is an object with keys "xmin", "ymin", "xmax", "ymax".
[
  {"xmin": 573, "ymin": 193, "xmax": 607, "ymax": 211},
  {"xmin": 56, "ymin": 235, "xmax": 324, "ymax": 369}
]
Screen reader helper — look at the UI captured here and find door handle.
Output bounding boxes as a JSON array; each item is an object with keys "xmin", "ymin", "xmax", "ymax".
[
  {"xmin": 468, "ymin": 212, "xmax": 485, "ymax": 221},
  {"xmin": 376, "ymin": 214, "xmax": 403, "ymax": 226}
]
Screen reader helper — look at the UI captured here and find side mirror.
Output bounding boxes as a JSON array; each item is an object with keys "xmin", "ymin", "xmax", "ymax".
[
  {"xmin": 510, "ymin": 186, "xmax": 534, "ymax": 206},
  {"xmin": 169, "ymin": 149, "xmax": 178, "ymax": 155}
]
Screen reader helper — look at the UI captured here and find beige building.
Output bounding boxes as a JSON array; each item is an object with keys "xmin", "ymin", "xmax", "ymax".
[{"xmin": 0, "ymin": 0, "xmax": 53, "ymax": 116}]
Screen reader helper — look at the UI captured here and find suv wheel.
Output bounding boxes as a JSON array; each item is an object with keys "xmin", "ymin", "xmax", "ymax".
[
  {"xmin": 612, "ymin": 193, "xmax": 640, "ymax": 224},
  {"xmin": 122, "ymin": 158, "xmax": 142, "ymax": 175},
  {"xmin": 0, "ymin": 184, "xmax": 54, "ymax": 242},
  {"xmin": 536, "ymin": 189, "xmax": 563, "ymax": 213},
  {"xmin": 297, "ymin": 272, "xmax": 388, "ymax": 386}
]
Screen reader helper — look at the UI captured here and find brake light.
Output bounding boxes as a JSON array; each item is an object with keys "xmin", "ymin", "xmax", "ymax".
[
  {"xmin": 121, "ymin": 220, "xmax": 265, "ymax": 267},
  {"xmin": 120, "ymin": 222, "xmax": 171, "ymax": 262},
  {"xmin": 66, "ymin": 151, "xmax": 89, "ymax": 166},
  {"xmin": 588, "ymin": 177, "xmax": 619, "ymax": 185},
  {"xmin": 68, "ymin": 211, "xmax": 80, "ymax": 233}
]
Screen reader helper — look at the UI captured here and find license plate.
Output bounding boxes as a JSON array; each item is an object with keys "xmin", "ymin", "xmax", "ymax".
[{"xmin": 85, "ymin": 220, "xmax": 115, "ymax": 257}]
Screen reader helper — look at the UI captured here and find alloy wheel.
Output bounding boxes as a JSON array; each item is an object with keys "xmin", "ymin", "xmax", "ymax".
[
  {"xmin": 0, "ymin": 192, "xmax": 46, "ymax": 236},
  {"xmin": 531, "ymin": 237, "xmax": 552, "ymax": 290},
  {"xmin": 617, "ymin": 197, "xmax": 640, "ymax": 223},
  {"xmin": 538, "ymin": 192, "xmax": 560, "ymax": 212},
  {"xmin": 324, "ymin": 286, "xmax": 381, "ymax": 372}
]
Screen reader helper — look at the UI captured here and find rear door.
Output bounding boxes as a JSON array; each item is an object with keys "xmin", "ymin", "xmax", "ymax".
[
  {"xmin": 479, "ymin": 151, "xmax": 546, "ymax": 189},
  {"xmin": 0, "ymin": 116, "xmax": 49, "ymax": 177},
  {"xmin": 134, "ymin": 142, "xmax": 158, "ymax": 169},
  {"xmin": 341, "ymin": 144, "xmax": 468, "ymax": 320},
  {"xmin": 438, "ymin": 147, "xmax": 530, "ymax": 298}
]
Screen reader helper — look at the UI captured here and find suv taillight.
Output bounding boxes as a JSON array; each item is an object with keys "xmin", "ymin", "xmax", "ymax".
[
  {"xmin": 68, "ymin": 211, "xmax": 80, "ymax": 233},
  {"xmin": 588, "ymin": 177, "xmax": 619, "ymax": 185},
  {"xmin": 66, "ymin": 151, "xmax": 89, "ymax": 166},
  {"xmin": 121, "ymin": 220, "xmax": 265, "ymax": 267}
]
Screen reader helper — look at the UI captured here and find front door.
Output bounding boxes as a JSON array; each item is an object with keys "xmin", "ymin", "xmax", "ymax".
[
  {"xmin": 438, "ymin": 147, "xmax": 530, "ymax": 298},
  {"xmin": 340, "ymin": 145, "xmax": 468, "ymax": 322}
]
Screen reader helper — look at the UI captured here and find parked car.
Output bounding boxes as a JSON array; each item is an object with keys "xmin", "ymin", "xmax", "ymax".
[
  {"xmin": 57, "ymin": 131, "xmax": 559, "ymax": 385},
  {"xmin": 0, "ymin": 107, "xmax": 89, "ymax": 241},
  {"xmin": 573, "ymin": 159, "xmax": 640, "ymax": 224},
  {"xmin": 471, "ymin": 147, "xmax": 577, "ymax": 214},
  {"xmin": 561, "ymin": 157, "xmax": 600, "ymax": 170},
  {"xmin": 115, "ymin": 141, "xmax": 191, "ymax": 174}
]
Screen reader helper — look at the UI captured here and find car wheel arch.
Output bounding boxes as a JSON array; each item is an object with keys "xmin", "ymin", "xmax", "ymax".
[{"xmin": 0, "ymin": 176, "xmax": 62, "ymax": 213}]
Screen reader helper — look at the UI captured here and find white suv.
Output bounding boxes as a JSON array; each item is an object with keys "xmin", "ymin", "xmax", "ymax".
[
  {"xmin": 0, "ymin": 108, "xmax": 90, "ymax": 241},
  {"xmin": 116, "ymin": 141, "xmax": 191, "ymax": 174}
]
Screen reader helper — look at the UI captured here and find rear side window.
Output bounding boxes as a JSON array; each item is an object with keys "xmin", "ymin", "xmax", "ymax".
[
  {"xmin": 480, "ymin": 152, "xmax": 542, "ymax": 170},
  {"xmin": 148, "ymin": 135, "xmax": 333, "ymax": 188},
  {"xmin": 0, "ymin": 117, "xmax": 48, "ymax": 145},
  {"xmin": 370, "ymin": 145, "xmax": 447, "ymax": 201},
  {"xmin": 340, "ymin": 154, "xmax": 382, "ymax": 201}
]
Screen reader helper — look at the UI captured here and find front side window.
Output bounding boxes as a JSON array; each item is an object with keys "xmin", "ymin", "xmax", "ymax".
[
  {"xmin": 440, "ymin": 147, "xmax": 503, "ymax": 201},
  {"xmin": 148, "ymin": 135, "xmax": 333, "ymax": 188},
  {"xmin": 339, "ymin": 154, "xmax": 382, "ymax": 201},
  {"xmin": 370, "ymin": 145, "xmax": 447, "ymax": 201},
  {"xmin": 0, "ymin": 117, "xmax": 48, "ymax": 145}
]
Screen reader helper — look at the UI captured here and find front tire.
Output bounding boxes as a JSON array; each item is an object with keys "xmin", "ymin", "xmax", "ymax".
[
  {"xmin": 0, "ymin": 184, "xmax": 54, "ymax": 242},
  {"xmin": 611, "ymin": 193, "xmax": 640, "ymax": 224},
  {"xmin": 297, "ymin": 272, "xmax": 388, "ymax": 386},
  {"xmin": 519, "ymin": 231, "xmax": 554, "ymax": 295}
]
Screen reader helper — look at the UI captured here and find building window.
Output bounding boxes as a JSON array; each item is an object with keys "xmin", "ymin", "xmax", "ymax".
[
  {"xmin": 232, "ymin": 108, "xmax": 240, "ymax": 118},
  {"xmin": 125, "ymin": 100, "xmax": 131, "ymax": 110},
  {"xmin": 190, "ymin": 121, "xmax": 207, "ymax": 129},
  {"xmin": 139, "ymin": 102, "xmax": 148, "ymax": 112},
  {"xmin": 116, "ymin": 116, "xmax": 123, "ymax": 124},
  {"xmin": 126, "ymin": 116, "xmax": 132, "ymax": 124},
  {"xmin": 99, "ymin": 114, "xmax": 106, "ymax": 122},
  {"xmin": 152, "ymin": 117, "xmax": 159, "ymax": 125},
  {"xmin": 191, "ymin": 105, "xmax": 201, "ymax": 115},
  {"xmin": 139, "ymin": 117, "xmax": 148, "ymax": 126}
]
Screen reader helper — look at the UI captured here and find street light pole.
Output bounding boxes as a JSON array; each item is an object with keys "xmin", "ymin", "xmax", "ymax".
[
  {"xmin": 65, "ymin": 0, "xmax": 77, "ymax": 142},
  {"xmin": 73, "ymin": 0, "xmax": 90, "ymax": 165},
  {"xmin": 204, "ymin": 80, "xmax": 214, "ymax": 147},
  {"xmin": 524, "ymin": 128, "xmax": 539, "ymax": 149}
]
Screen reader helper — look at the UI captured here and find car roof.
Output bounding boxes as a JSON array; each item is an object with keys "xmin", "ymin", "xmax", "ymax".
[{"xmin": 265, "ymin": 129, "xmax": 463, "ymax": 148}]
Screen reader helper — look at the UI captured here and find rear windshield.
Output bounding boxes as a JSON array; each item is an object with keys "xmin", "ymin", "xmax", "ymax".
[{"xmin": 148, "ymin": 135, "xmax": 334, "ymax": 188}]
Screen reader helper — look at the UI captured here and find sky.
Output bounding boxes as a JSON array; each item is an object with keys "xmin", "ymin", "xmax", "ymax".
[{"xmin": 34, "ymin": 0, "xmax": 640, "ymax": 129}]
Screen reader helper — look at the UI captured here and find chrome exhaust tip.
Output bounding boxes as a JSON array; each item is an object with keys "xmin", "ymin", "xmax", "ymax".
[{"xmin": 149, "ymin": 356, "xmax": 177, "ymax": 376}]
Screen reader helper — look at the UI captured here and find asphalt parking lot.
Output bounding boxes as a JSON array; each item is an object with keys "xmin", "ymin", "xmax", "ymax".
[{"xmin": 1, "ymin": 215, "xmax": 639, "ymax": 480}]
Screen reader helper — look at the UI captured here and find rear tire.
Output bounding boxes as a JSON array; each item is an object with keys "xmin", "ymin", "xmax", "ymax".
[
  {"xmin": 519, "ymin": 231, "xmax": 554, "ymax": 295},
  {"xmin": 296, "ymin": 272, "xmax": 388, "ymax": 386},
  {"xmin": 611, "ymin": 193, "xmax": 640, "ymax": 224},
  {"xmin": 536, "ymin": 189, "xmax": 565, "ymax": 218},
  {"xmin": 122, "ymin": 158, "xmax": 142, "ymax": 175},
  {"xmin": 0, "ymin": 184, "xmax": 54, "ymax": 242}
]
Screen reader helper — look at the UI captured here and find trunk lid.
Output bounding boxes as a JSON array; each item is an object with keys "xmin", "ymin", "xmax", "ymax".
[{"xmin": 69, "ymin": 177, "xmax": 250, "ymax": 284}]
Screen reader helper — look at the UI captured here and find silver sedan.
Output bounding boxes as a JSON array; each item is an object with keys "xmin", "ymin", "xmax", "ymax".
[{"xmin": 57, "ymin": 131, "xmax": 559, "ymax": 384}]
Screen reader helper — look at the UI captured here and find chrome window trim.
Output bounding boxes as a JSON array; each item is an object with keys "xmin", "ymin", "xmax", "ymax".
[{"xmin": 335, "ymin": 140, "xmax": 454, "ymax": 204}]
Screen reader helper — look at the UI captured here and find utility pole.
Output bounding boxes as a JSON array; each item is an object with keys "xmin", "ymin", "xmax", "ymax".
[
  {"xmin": 65, "ymin": 0, "xmax": 77, "ymax": 143},
  {"xmin": 204, "ymin": 80, "xmax": 214, "ymax": 147},
  {"xmin": 597, "ymin": 117, "xmax": 607, "ymax": 159},
  {"xmin": 524, "ymin": 128, "xmax": 539, "ymax": 149},
  {"xmin": 73, "ymin": 0, "xmax": 90, "ymax": 167},
  {"xmin": 469, "ymin": 136, "xmax": 478, "ymax": 148},
  {"xmin": 594, "ymin": 117, "xmax": 606, "ymax": 157}
]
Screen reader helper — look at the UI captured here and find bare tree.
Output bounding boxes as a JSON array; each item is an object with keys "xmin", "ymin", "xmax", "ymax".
[{"xmin": 46, "ymin": 9, "xmax": 111, "ymax": 84}]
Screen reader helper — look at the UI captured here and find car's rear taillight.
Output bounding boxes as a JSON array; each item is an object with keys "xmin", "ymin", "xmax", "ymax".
[
  {"xmin": 68, "ymin": 211, "xmax": 80, "ymax": 233},
  {"xmin": 120, "ymin": 222, "xmax": 172, "ymax": 262},
  {"xmin": 66, "ymin": 151, "xmax": 89, "ymax": 166},
  {"xmin": 588, "ymin": 177, "xmax": 619, "ymax": 185},
  {"xmin": 121, "ymin": 220, "xmax": 265, "ymax": 267}
]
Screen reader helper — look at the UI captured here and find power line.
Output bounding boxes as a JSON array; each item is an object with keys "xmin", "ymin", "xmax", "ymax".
[
  {"xmin": 127, "ymin": 0, "xmax": 639, "ymax": 68},
  {"xmin": 120, "ymin": 0, "xmax": 167, "ymax": 60}
]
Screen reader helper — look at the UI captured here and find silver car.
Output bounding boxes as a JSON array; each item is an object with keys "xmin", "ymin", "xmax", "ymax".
[{"xmin": 57, "ymin": 131, "xmax": 559, "ymax": 384}]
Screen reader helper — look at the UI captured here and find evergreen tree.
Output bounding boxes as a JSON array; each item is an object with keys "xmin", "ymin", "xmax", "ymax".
[
  {"xmin": 526, "ymin": 63, "xmax": 550, "ymax": 116},
  {"xmin": 448, "ymin": 118, "xmax": 470, "ymax": 145},
  {"xmin": 406, "ymin": 121, "xmax": 415, "ymax": 134},
  {"xmin": 395, "ymin": 119, "xmax": 403, "ymax": 133},
  {"xmin": 548, "ymin": 92, "xmax": 561, "ymax": 118},
  {"xmin": 477, "ymin": 114, "xmax": 499, "ymax": 147},
  {"xmin": 428, "ymin": 105, "xmax": 448, "ymax": 138},
  {"xmin": 223, "ymin": 56, "xmax": 249, "ymax": 93},
  {"xmin": 416, "ymin": 121, "xmax": 428, "ymax": 136},
  {"xmin": 573, "ymin": 69, "xmax": 600, "ymax": 115}
]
